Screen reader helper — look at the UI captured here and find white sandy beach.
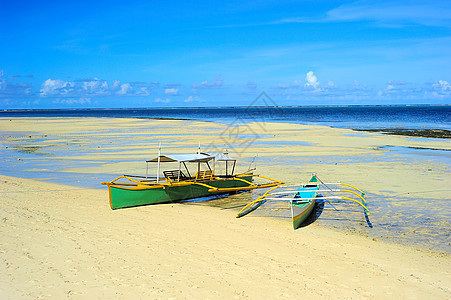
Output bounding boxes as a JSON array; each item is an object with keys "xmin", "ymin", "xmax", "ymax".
[
  {"xmin": 1, "ymin": 175, "xmax": 450, "ymax": 299},
  {"xmin": 0, "ymin": 117, "xmax": 450, "ymax": 298}
]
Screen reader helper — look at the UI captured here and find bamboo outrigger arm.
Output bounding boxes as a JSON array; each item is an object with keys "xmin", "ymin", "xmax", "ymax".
[
  {"xmin": 206, "ymin": 175, "xmax": 284, "ymax": 193},
  {"xmin": 102, "ymin": 175, "xmax": 166, "ymax": 187},
  {"xmin": 207, "ymin": 182, "xmax": 282, "ymax": 193},
  {"xmin": 236, "ymin": 181, "xmax": 370, "ymax": 218},
  {"xmin": 236, "ymin": 185, "xmax": 280, "ymax": 218},
  {"xmin": 253, "ymin": 174, "xmax": 285, "ymax": 182},
  {"xmin": 339, "ymin": 183, "xmax": 365, "ymax": 196},
  {"xmin": 237, "ymin": 194, "xmax": 370, "ymax": 218},
  {"xmin": 230, "ymin": 177, "xmax": 257, "ymax": 186},
  {"xmin": 101, "ymin": 175, "xmax": 130, "ymax": 185},
  {"xmin": 320, "ymin": 182, "xmax": 365, "ymax": 197},
  {"xmin": 339, "ymin": 189, "xmax": 367, "ymax": 205},
  {"xmin": 302, "ymin": 188, "xmax": 366, "ymax": 205},
  {"xmin": 192, "ymin": 182, "xmax": 218, "ymax": 189},
  {"xmin": 101, "ymin": 174, "xmax": 284, "ymax": 193},
  {"xmin": 340, "ymin": 196, "xmax": 370, "ymax": 215},
  {"xmin": 264, "ymin": 195, "xmax": 369, "ymax": 215}
]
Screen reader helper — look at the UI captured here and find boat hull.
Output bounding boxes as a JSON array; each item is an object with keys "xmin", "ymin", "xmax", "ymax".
[
  {"xmin": 291, "ymin": 199, "xmax": 316, "ymax": 229},
  {"xmin": 107, "ymin": 175, "xmax": 253, "ymax": 209},
  {"xmin": 291, "ymin": 179, "xmax": 319, "ymax": 229}
]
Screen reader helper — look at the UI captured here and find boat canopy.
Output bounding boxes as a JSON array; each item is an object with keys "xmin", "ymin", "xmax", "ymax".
[
  {"xmin": 147, "ymin": 153, "xmax": 214, "ymax": 163},
  {"xmin": 211, "ymin": 152, "xmax": 235, "ymax": 161},
  {"xmin": 147, "ymin": 152, "xmax": 235, "ymax": 163}
]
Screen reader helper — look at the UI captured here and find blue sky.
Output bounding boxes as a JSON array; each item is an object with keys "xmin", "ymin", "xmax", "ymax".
[{"xmin": 1, "ymin": 0, "xmax": 451, "ymax": 108}]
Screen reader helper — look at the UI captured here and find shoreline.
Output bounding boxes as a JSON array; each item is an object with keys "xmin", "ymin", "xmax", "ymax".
[
  {"xmin": 1, "ymin": 104, "xmax": 450, "ymax": 140},
  {"xmin": 2, "ymin": 103, "xmax": 450, "ymax": 111},
  {"xmin": 1, "ymin": 174, "xmax": 450, "ymax": 298},
  {"xmin": 2, "ymin": 116, "xmax": 451, "ymax": 140}
]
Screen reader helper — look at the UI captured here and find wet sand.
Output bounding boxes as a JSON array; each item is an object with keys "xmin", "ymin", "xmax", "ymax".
[{"xmin": 0, "ymin": 117, "xmax": 450, "ymax": 298}]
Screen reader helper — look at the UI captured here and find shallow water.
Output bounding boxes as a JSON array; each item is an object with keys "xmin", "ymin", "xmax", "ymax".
[{"xmin": 186, "ymin": 189, "xmax": 450, "ymax": 253}]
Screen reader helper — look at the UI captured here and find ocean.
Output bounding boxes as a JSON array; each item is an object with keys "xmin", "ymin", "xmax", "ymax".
[{"xmin": 2, "ymin": 105, "xmax": 450, "ymax": 131}]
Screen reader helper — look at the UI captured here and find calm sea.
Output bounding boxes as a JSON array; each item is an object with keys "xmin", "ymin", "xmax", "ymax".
[{"xmin": 1, "ymin": 105, "xmax": 450, "ymax": 130}]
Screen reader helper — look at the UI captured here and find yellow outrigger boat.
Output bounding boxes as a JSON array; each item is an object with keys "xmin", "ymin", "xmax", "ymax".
[
  {"xmin": 237, "ymin": 174, "xmax": 369, "ymax": 229},
  {"xmin": 102, "ymin": 146, "xmax": 283, "ymax": 209}
]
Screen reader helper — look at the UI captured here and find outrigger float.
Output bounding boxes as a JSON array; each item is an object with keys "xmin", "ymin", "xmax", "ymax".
[
  {"xmin": 101, "ymin": 145, "xmax": 283, "ymax": 209},
  {"xmin": 236, "ymin": 174, "xmax": 369, "ymax": 229}
]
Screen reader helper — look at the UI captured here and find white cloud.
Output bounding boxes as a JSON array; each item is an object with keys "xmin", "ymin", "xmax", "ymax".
[
  {"xmin": 117, "ymin": 83, "xmax": 132, "ymax": 95},
  {"xmin": 82, "ymin": 78, "xmax": 110, "ymax": 95},
  {"xmin": 184, "ymin": 96, "xmax": 205, "ymax": 103},
  {"xmin": 21, "ymin": 99, "xmax": 40, "ymax": 106},
  {"xmin": 192, "ymin": 76, "xmax": 223, "ymax": 90},
  {"xmin": 427, "ymin": 80, "xmax": 451, "ymax": 98},
  {"xmin": 164, "ymin": 88, "xmax": 179, "ymax": 95},
  {"xmin": 434, "ymin": 80, "xmax": 451, "ymax": 91},
  {"xmin": 112, "ymin": 80, "xmax": 121, "ymax": 88},
  {"xmin": 154, "ymin": 98, "xmax": 170, "ymax": 104},
  {"xmin": 377, "ymin": 81, "xmax": 424, "ymax": 99},
  {"xmin": 0, "ymin": 71, "xmax": 34, "ymax": 98},
  {"xmin": 40, "ymin": 79, "xmax": 74, "ymax": 96},
  {"xmin": 0, "ymin": 72, "xmax": 162, "ymax": 103},
  {"xmin": 275, "ymin": 2, "xmax": 451, "ymax": 27},
  {"xmin": 137, "ymin": 87, "xmax": 150, "ymax": 96},
  {"xmin": 53, "ymin": 97, "xmax": 92, "ymax": 105},
  {"xmin": 327, "ymin": 80, "xmax": 336, "ymax": 87},
  {"xmin": 326, "ymin": 1, "xmax": 451, "ymax": 27},
  {"xmin": 37, "ymin": 77, "xmax": 157, "ymax": 98},
  {"xmin": 294, "ymin": 80, "xmax": 302, "ymax": 86},
  {"xmin": 305, "ymin": 71, "xmax": 319, "ymax": 89}
]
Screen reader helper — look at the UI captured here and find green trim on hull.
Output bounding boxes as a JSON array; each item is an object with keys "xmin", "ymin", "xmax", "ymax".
[
  {"xmin": 292, "ymin": 199, "xmax": 316, "ymax": 229},
  {"xmin": 309, "ymin": 175, "xmax": 318, "ymax": 183},
  {"xmin": 109, "ymin": 176, "xmax": 253, "ymax": 209},
  {"xmin": 292, "ymin": 175, "xmax": 319, "ymax": 229}
]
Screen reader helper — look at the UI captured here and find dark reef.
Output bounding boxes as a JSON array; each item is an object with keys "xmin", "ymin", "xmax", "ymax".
[{"xmin": 353, "ymin": 128, "xmax": 451, "ymax": 139}]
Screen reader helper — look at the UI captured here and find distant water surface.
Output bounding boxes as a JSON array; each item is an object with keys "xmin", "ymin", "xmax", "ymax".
[{"xmin": 2, "ymin": 105, "xmax": 450, "ymax": 130}]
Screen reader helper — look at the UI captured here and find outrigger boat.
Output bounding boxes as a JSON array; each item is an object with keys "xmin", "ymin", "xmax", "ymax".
[
  {"xmin": 236, "ymin": 174, "xmax": 369, "ymax": 229},
  {"xmin": 101, "ymin": 146, "xmax": 283, "ymax": 209}
]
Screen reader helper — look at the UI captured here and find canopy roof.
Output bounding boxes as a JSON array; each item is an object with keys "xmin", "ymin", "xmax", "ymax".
[
  {"xmin": 147, "ymin": 153, "xmax": 214, "ymax": 163},
  {"xmin": 146, "ymin": 152, "xmax": 236, "ymax": 163},
  {"xmin": 211, "ymin": 152, "xmax": 235, "ymax": 161}
]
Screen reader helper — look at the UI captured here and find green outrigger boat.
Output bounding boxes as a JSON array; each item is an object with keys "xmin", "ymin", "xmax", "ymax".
[
  {"xmin": 102, "ymin": 147, "xmax": 283, "ymax": 209},
  {"xmin": 237, "ymin": 174, "xmax": 369, "ymax": 229}
]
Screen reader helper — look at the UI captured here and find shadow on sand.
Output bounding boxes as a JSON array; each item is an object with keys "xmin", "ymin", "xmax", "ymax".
[
  {"xmin": 298, "ymin": 197, "xmax": 373, "ymax": 229},
  {"xmin": 298, "ymin": 197, "xmax": 326, "ymax": 228}
]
